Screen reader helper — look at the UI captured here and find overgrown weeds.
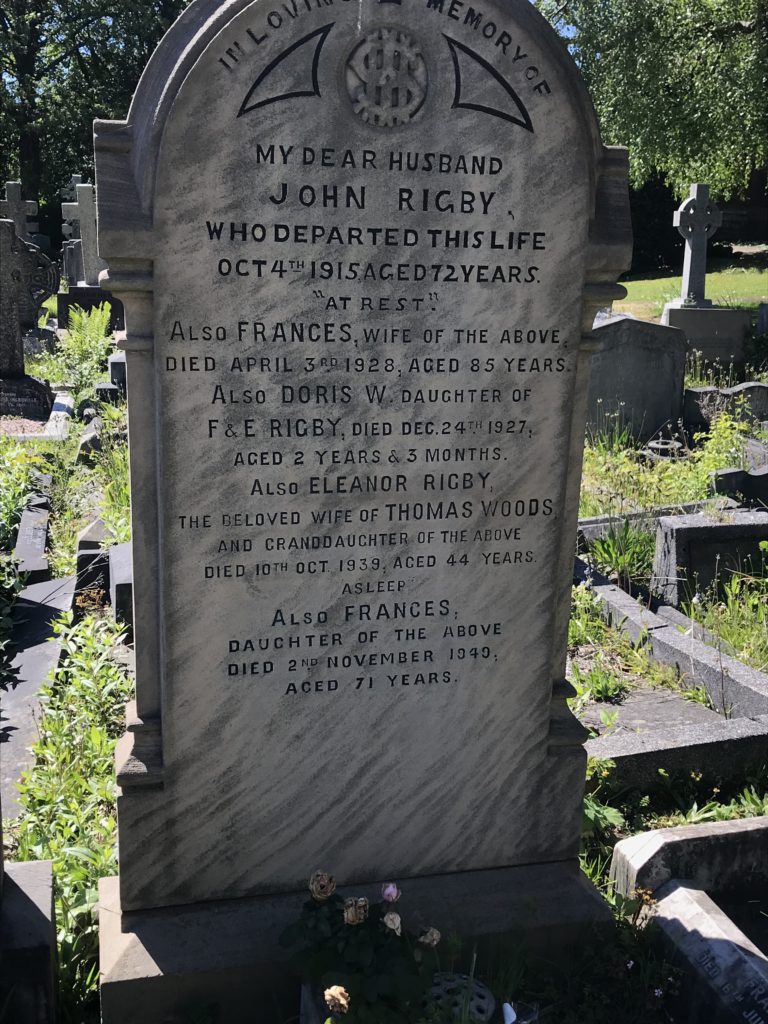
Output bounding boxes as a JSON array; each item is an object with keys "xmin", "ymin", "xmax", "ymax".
[
  {"xmin": 4, "ymin": 612, "xmax": 131, "ymax": 1020},
  {"xmin": 29, "ymin": 304, "xmax": 113, "ymax": 408}
]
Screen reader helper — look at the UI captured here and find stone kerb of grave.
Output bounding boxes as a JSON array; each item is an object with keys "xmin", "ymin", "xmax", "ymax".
[
  {"xmin": 94, "ymin": 0, "xmax": 631, "ymax": 1012},
  {"xmin": 0, "ymin": 220, "xmax": 54, "ymax": 420}
]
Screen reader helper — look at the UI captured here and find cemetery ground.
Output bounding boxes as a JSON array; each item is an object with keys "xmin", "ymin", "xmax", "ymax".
[{"xmin": 3, "ymin": 307, "xmax": 768, "ymax": 1022}]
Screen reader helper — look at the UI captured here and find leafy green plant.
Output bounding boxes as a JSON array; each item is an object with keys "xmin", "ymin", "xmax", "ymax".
[
  {"xmin": 0, "ymin": 439, "xmax": 41, "ymax": 550},
  {"xmin": 572, "ymin": 661, "xmax": 630, "ymax": 704},
  {"xmin": 588, "ymin": 520, "xmax": 655, "ymax": 590},
  {"xmin": 30, "ymin": 304, "xmax": 113, "ymax": 409},
  {"xmin": 6, "ymin": 612, "xmax": 131, "ymax": 1020},
  {"xmin": 580, "ymin": 411, "xmax": 751, "ymax": 518}
]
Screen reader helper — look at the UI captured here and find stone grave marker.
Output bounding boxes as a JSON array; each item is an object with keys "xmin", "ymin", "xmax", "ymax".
[
  {"xmin": 662, "ymin": 184, "xmax": 751, "ymax": 362},
  {"xmin": 57, "ymin": 182, "xmax": 124, "ymax": 330},
  {"xmin": 0, "ymin": 182, "xmax": 37, "ymax": 243},
  {"xmin": 588, "ymin": 316, "xmax": 686, "ymax": 441},
  {"xmin": 0, "ymin": 220, "xmax": 53, "ymax": 419},
  {"xmin": 61, "ymin": 183, "xmax": 105, "ymax": 287},
  {"xmin": 671, "ymin": 183, "xmax": 722, "ymax": 308},
  {"xmin": 95, "ymin": 0, "xmax": 631, "ymax": 1015}
]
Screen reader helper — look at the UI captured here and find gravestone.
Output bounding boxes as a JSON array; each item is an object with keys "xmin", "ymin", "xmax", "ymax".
[
  {"xmin": 0, "ymin": 182, "xmax": 37, "ymax": 242},
  {"xmin": 57, "ymin": 182, "xmax": 124, "ymax": 330},
  {"xmin": 588, "ymin": 316, "xmax": 686, "ymax": 441},
  {"xmin": 95, "ymin": 0, "xmax": 631, "ymax": 1016},
  {"xmin": 662, "ymin": 184, "xmax": 751, "ymax": 363},
  {"xmin": 0, "ymin": 220, "xmax": 54, "ymax": 419}
]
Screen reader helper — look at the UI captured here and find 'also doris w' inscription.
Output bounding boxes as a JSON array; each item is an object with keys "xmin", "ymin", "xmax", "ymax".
[{"xmin": 96, "ymin": 0, "xmax": 630, "ymax": 909}]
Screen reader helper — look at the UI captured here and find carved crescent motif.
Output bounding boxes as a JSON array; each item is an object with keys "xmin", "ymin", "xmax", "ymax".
[{"xmin": 238, "ymin": 23, "xmax": 334, "ymax": 116}]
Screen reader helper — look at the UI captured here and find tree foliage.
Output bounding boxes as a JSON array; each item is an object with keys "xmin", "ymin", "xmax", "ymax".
[
  {"xmin": 536, "ymin": 0, "xmax": 768, "ymax": 199},
  {"xmin": 0, "ymin": 1, "xmax": 188, "ymax": 207}
]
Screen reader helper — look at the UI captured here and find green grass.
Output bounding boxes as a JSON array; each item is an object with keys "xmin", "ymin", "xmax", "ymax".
[{"xmin": 615, "ymin": 257, "xmax": 767, "ymax": 320}]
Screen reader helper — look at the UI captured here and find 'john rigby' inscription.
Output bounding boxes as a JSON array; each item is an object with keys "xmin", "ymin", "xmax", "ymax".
[{"xmin": 157, "ymin": 0, "xmax": 572, "ymax": 705}]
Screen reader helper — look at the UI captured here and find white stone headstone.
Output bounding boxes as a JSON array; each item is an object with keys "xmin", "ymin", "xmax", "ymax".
[{"xmin": 96, "ymin": 0, "xmax": 631, "ymax": 914}]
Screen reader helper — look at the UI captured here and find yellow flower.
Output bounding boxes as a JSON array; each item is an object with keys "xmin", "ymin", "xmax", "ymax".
[
  {"xmin": 343, "ymin": 897, "xmax": 369, "ymax": 925},
  {"xmin": 324, "ymin": 986, "xmax": 350, "ymax": 1015},
  {"xmin": 308, "ymin": 871, "xmax": 336, "ymax": 902}
]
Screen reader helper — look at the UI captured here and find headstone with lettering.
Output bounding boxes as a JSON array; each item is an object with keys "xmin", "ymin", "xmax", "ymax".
[
  {"xmin": 95, "ymin": 0, "xmax": 631, "ymax": 1017},
  {"xmin": 0, "ymin": 220, "xmax": 54, "ymax": 419},
  {"xmin": 662, "ymin": 184, "xmax": 751, "ymax": 362}
]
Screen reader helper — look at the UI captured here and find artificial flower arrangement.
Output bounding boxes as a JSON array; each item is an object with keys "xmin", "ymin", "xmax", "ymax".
[{"xmin": 280, "ymin": 871, "xmax": 444, "ymax": 1024}]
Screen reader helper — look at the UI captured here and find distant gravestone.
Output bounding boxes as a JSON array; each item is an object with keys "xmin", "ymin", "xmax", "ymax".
[
  {"xmin": 671, "ymin": 184, "xmax": 722, "ymax": 308},
  {"xmin": 61, "ymin": 183, "xmax": 105, "ymax": 287},
  {"xmin": 662, "ymin": 184, "xmax": 750, "ymax": 363},
  {"xmin": 58, "ymin": 183, "xmax": 124, "ymax": 330},
  {"xmin": 0, "ymin": 220, "xmax": 53, "ymax": 419},
  {"xmin": 588, "ymin": 316, "xmax": 687, "ymax": 441},
  {"xmin": 0, "ymin": 182, "xmax": 37, "ymax": 243},
  {"xmin": 95, "ymin": 0, "xmax": 631, "ymax": 1016}
]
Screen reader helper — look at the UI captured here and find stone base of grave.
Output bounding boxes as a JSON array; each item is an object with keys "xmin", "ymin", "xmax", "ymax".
[
  {"xmin": 57, "ymin": 286, "xmax": 124, "ymax": 331},
  {"xmin": 99, "ymin": 861, "xmax": 611, "ymax": 1024},
  {"xmin": 662, "ymin": 304, "xmax": 752, "ymax": 364},
  {"xmin": 0, "ymin": 374, "xmax": 53, "ymax": 419},
  {"xmin": 0, "ymin": 860, "xmax": 57, "ymax": 1024}
]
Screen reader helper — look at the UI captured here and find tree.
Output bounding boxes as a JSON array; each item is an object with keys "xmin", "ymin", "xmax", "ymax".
[
  {"xmin": 535, "ymin": 0, "xmax": 768, "ymax": 199},
  {"xmin": 0, "ymin": 1, "xmax": 188, "ymax": 209}
]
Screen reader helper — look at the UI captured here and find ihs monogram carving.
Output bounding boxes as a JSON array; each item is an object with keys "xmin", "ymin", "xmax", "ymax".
[{"xmin": 346, "ymin": 28, "xmax": 428, "ymax": 128}]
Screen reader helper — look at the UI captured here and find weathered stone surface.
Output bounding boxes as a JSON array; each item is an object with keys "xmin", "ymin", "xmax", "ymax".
[
  {"xmin": 663, "ymin": 305, "xmax": 751, "ymax": 364},
  {"xmin": 96, "ymin": 0, "xmax": 631, "ymax": 913},
  {"xmin": 588, "ymin": 316, "xmax": 686, "ymax": 441},
  {"xmin": 109, "ymin": 543, "xmax": 134, "ymax": 639},
  {"xmin": 0, "ymin": 860, "xmax": 57, "ymax": 1024},
  {"xmin": 651, "ymin": 510, "xmax": 768, "ymax": 606},
  {"xmin": 0, "ymin": 220, "xmax": 54, "ymax": 419}
]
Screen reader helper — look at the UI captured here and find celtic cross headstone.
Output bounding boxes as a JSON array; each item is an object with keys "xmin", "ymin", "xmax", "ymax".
[
  {"xmin": 673, "ymin": 183, "xmax": 722, "ymax": 307},
  {"xmin": 0, "ymin": 182, "xmax": 38, "ymax": 243}
]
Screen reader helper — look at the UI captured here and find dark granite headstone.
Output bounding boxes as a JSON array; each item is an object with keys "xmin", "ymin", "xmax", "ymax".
[
  {"xmin": 0, "ymin": 220, "xmax": 53, "ymax": 419},
  {"xmin": 109, "ymin": 543, "xmax": 134, "ymax": 640}
]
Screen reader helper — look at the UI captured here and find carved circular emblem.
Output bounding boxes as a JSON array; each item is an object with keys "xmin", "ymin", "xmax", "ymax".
[{"xmin": 346, "ymin": 28, "xmax": 427, "ymax": 128}]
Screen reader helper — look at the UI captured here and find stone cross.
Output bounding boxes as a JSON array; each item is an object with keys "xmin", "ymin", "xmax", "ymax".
[
  {"xmin": 0, "ymin": 219, "xmax": 28, "ymax": 378},
  {"xmin": 673, "ymin": 183, "xmax": 722, "ymax": 307},
  {"xmin": 61, "ymin": 175, "xmax": 84, "ymax": 239},
  {"xmin": 61, "ymin": 183, "xmax": 105, "ymax": 286},
  {"xmin": 0, "ymin": 182, "xmax": 38, "ymax": 243}
]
